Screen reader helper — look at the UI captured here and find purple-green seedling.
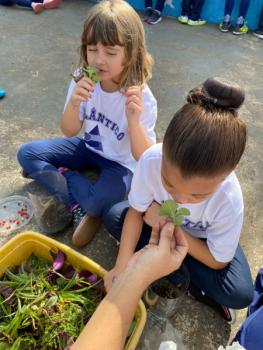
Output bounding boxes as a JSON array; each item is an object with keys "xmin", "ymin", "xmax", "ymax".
[
  {"xmin": 72, "ymin": 66, "xmax": 100, "ymax": 83},
  {"xmin": 159, "ymin": 200, "xmax": 190, "ymax": 228}
]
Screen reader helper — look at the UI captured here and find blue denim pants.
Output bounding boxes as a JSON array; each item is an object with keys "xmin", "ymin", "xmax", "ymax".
[
  {"xmin": 224, "ymin": 0, "xmax": 251, "ymax": 18},
  {"xmin": 0, "ymin": 0, "xmax": 43, "ymax": 7},
  {"xmin": 145, "ymin": 0, "xmax": 166, "ymax": 13},
  {"xmin": 103, "ymin": 200, "xmax": 254, "ymax": 309},
  {"xmin": 181, "ymin": 0, "xmax": 205, "ymax": 20},
  {"xmin": 17, "ymin": 137, "xmax": 133, "ymax": 218}
]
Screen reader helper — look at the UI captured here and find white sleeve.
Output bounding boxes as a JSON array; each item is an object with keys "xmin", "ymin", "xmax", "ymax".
[
  {"xmin": 128, "ymin": 157, "xmax": 155, "ymax": 212},
  {"xmin": 206, "ymin": 208, "xmax": 243, "ymax": 263},
  {"xmin": 140, "ymin": 89, "xmax": 157, "ymax": 144},
  {"xmin": 63, "ymin": 79, "xmax": 86, "ymax": 121}
]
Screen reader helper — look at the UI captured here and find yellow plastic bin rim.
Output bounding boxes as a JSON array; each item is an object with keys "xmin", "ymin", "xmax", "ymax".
[{"xmin": 0, "ymin": 231, "xmax": 146, "ymax": 350}]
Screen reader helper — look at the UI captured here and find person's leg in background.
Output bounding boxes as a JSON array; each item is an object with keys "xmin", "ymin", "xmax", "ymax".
[
  {"xmin": 168, "ymin": 244, "xmax": 254, "ymax": 323},
  {"xmin": 232, "ymin": 0, "xmax": 250, "ymax": 34},
  {"xmin": 144, "ymin": 0, "xmax": 153, "ymax": 22},
  {"xmin": 253, "ymin": 6, "xmax": 263, "ymax": 38},
  {"xmin": 0, "ymin": 0, "xmax": 61, "ymax": 12},
  {"xmin": 220, "ymin": 0, "xmax": 234, "ymax": 32},
  {"xmin": 0, "ymin": 0, "xmax": 14, "ymax": 6},
  {"xmin": 187, "ymin": 0, "xmax": 206, "ymax": 26},
  {"xmin": 146, "ymin": 0, "xmax": 165, "ymax": 25},
  {"xmin": 0, "ymin": 0, "xmax": 45, "ymax": 13},
  {"xmin": 178, "ymin": 0, "xmax": 191, "ymax": 24}
]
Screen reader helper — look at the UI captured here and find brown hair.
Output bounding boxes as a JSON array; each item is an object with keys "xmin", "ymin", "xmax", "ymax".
[
  {"xmin": 163, "ymin": 77, "xmax": 247, "ymax": 178},
  {"xmin": 80, "ymin": 0, "xmax": 153, "ymax": 89}
]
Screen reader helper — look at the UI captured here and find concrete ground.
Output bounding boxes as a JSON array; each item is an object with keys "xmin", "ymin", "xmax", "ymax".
[{"xmin": 1, "ymin": 1, "xmax": 263, "ymax": 349}]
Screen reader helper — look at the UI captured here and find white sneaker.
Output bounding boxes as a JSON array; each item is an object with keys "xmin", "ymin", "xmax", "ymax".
[
  {"xmin": 178, "ymin": 15, "xmax": 188, "ymax": 24},
  {"xmin": 187, "ymin": 19, "xmax": 207, "ymax": 26}
]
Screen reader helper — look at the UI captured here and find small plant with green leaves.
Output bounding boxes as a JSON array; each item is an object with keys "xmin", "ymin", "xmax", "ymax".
[
  {"xmin": 72, "ymin": 66, "xmax": 100, "ymax": 83},
  {"xmin": 159, "ymin": 200, "xmax": 190, "ymax": 228}
]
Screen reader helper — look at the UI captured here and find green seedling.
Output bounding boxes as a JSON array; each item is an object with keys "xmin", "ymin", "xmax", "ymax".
[
  {"xmin": 82, "ymin": 66, "xmax": 100, "ymax": 83},
  {"xmin": 72, "ymin": 66, "xmax": 100, "ymax": 84},
  {"xmin": 159, "ymin": 199, "xmax": 190, "ymax": 228}
]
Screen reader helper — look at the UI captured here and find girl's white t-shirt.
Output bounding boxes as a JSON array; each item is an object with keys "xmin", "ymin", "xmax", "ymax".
[
  {"xmin": 128, "ymin": 143, "xmax": 244, "ymax": 263},
  {"xmin": 64, "ymin": 80, "xmax": 157, "ymax": 172}
]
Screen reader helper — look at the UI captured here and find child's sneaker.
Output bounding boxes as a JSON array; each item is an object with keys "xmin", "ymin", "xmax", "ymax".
[
  {"xmin": 187, "ymin": 19, "xmax": 206, "ymax": 26},
  {"xmin": 72, "ymin": 206, "xmax": 101, "ymax": 247},
  {"xmin": 187, "ymin": 283, "xmax": 236, "ymax": 324},
  {"xmin": 143, "ymin": 6, "xmax": 153, "ymax": 23},
  {"xmin": 233, "ymin": 23, "xmax": 248, "ymax": 35},
  {"xmin": 147, "ymin": 10, "xmax": 162, "ymax": 25},
  {"xmin": 253, "ymin": 30, "xmax": 263, "ymax": 39},
  {"xmin": 178, "ymin": 15, "xmax": 188, "ymax": 24},
  {"xmin": 219, "ymin": 21, "xmax": 231, "ymax": 32}
]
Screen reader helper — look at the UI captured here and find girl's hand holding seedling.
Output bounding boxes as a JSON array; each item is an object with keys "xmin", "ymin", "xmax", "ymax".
[
  {"xmin": 125, "ymin": 86, "xmax": 143, "ymax": 125},
  {"xmin": 69, "ymin": 66, "xmax": 100, "ymax": 109},
  {"xmin": 144, "ymin": 201, "xmax": 171, "ymax": 232},
  {"xmin": 70, "ymin": 77, "xmax": 95, "ymax": 109}
]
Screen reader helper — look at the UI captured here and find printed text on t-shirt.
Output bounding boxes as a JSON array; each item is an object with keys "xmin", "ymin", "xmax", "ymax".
[{"xmin": 84, "ymin": 107, "xmax": 125, "ymax": 141}]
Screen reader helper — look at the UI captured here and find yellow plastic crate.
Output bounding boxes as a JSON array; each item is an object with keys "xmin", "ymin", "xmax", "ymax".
[{"xmin": 0, "ymin": 231, "xmax": 146, "ymax": 350}]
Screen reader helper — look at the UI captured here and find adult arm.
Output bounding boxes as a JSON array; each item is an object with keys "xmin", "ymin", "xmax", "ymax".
[{"xmin": 72, "ymin": 222, "xmax": 188, "ymax": 350}]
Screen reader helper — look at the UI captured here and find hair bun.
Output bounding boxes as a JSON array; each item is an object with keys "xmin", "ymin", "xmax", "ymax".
[{"xmin": 187, "ymin": 77, "xmax": 245, "ymax": 110}]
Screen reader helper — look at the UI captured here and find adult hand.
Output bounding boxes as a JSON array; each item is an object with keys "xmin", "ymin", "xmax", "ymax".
[
  {"xmin": 127, "ymin": 223, "xmax": 188, "ymax": 288},
  {"xmin": 125, "ymin": 86, "xmax": 143, "ymax": 125},
  {"xmin": 104, "ymin": 265, "xmax": 124, "ymax": 292},
  {"xmin": 70, "ymin": 77, "xmax": 95, "ymax": 109}
]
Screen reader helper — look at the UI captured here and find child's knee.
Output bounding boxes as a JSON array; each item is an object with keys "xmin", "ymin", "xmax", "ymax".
[
  {"xmin": 234, "ymin": 284, "xmax": 254, "ymax": 309},
  {"xmin": 102, "ymin": 201, "xmax": 129, "ymax": 237},
  {"xmin": 221, "ymin": 281, "xmax": 254, "ymax": 309},
  {"xmin": 17, "ymin": 142, "xmax": 32, "ymax": 165}
]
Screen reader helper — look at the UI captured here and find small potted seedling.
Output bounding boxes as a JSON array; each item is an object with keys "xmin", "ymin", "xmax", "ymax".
[
  {"xmin": 72, "ymin": 65, "xmax": 100, "ymax": 83},
  {"xmin": 144, "ymin": 200, "xmax": 190, "ymax": 319}
]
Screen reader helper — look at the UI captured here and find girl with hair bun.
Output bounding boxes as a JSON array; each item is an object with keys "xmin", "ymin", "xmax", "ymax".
[{"xmin": 103, "ymin": 77, "xmax": 254, "ymax": 324}]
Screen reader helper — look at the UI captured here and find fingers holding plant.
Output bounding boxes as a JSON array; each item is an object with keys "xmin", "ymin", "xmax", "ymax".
[
  {"xmin": 144, "ymin": 201, "xmax": 171, "ymax": 233},
  {"xmin": 127, "ymin": 222, "xmax": 188, "ymax": 287},
  {"xmin": 70, "ymin": 77, "xmax": 95, "ymax": 109}
]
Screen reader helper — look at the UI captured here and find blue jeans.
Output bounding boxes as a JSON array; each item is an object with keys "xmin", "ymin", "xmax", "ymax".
[
  {"xmin": 103, "ymin": 200, "xmax": 254, "ymax": 309},
  {"xmin": 257, "ymin": 6, "xmax": 263, "ymax": 30},
  {"xmin": 224, "ymin": 0, "xmax": 251, "ymax": 18},
  {"xmin": 17, "ymin": 137, "xmax": 133, "ymax": 217},
  {"xmin": 181, "ymin": 0, "xmax": 205, "ymax": 20},
  {"xmin": 145, "ymin": 0, "xmax": 166, "ymax": 13},
  {"xmin": 0, "ymin": 0, "xmax": 43, "ymax": 7}
]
